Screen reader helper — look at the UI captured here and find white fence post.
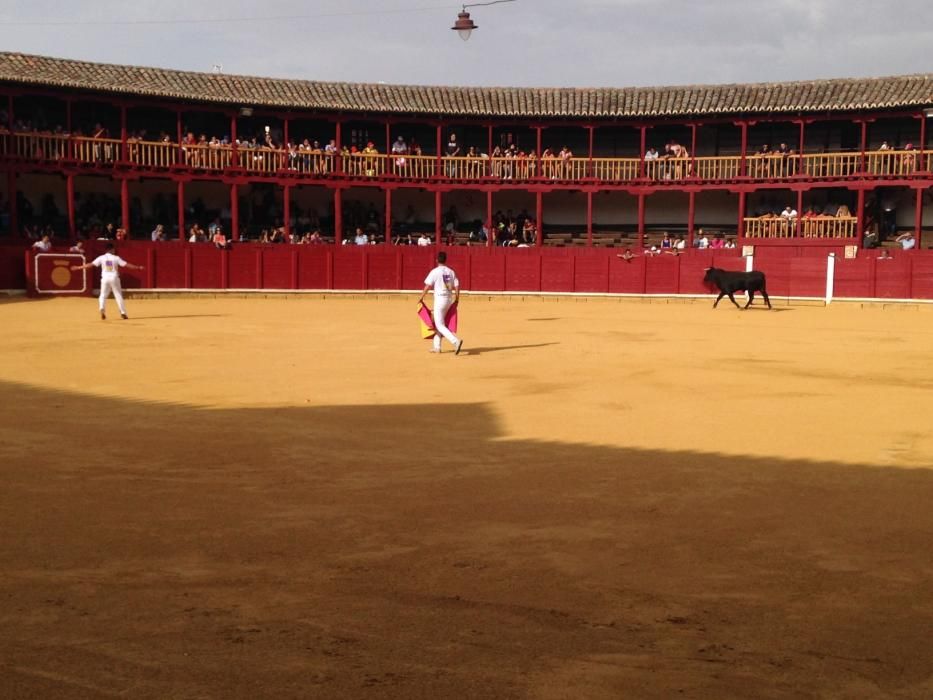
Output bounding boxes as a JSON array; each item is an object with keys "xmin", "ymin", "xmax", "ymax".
[{"xmin": 825, "ymin": 253, "xmax": 836, "ymax": 305}]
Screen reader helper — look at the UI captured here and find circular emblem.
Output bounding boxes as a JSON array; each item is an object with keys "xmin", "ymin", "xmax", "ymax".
[{"xmin": 51, "ymin": 262, "xmax": 72, "ymax": 288}]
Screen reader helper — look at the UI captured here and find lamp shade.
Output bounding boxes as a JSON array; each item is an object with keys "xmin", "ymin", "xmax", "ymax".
[{"xmin": 452, "ymin": 10, "xmax": 477, "ymax": 40}]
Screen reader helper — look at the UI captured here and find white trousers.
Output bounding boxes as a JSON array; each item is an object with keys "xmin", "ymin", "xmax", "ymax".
[
  {"xmin": 100, "ymin": 276, "xmax": 126, "ymax": 315},
  {"xmin": 432, "ymin": 295, "xmax": 459, "ymax": 351}
]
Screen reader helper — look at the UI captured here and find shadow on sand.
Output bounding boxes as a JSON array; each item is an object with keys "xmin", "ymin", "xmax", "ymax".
[{"xmin": 1, "ymin": 379, "xmax": 931, "ymax": 698}]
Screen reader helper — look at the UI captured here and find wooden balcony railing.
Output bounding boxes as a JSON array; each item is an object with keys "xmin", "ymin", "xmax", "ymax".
[
  {"xmin": 800, "ymin": 216, "xmax": 857, "ymax": 238},
  {"xmin": 746, "ymin": 154, "xmax": 800, "ymax": 179},
  {"xmin": 745, "ymin": 216, "xmax": 857, "ymax": 239},
  {"xmin": 73, "ymin": 137, "xmax": 121, "ymax": 163},
  {"xmin": 693, "ymin": 155, "xmax": 741, "ymax": 180},
  {"xmin": 386, "ymin": 154, "xmax": 435, "ymax": 178},
  {"xmin": 592, "ymin": 157, "xmax": 639, "ymax": 181},
  {"xmin": 865, "ymin": 150, "xmax": 921, "ymax": 177},
  {"xmin": 130, "ymin": 140, "xmax": 178, "ymax": 168},
  {"xmin": 800, "ymin": 152, "xmax": 860, "ymax": 178},
  {"xmin": 11, "ymin": 132, "xmax": 70, "ymax": 160},
  {"xmin": 0, "ymin": 131, "xmax": 929, "ymax": 185}
]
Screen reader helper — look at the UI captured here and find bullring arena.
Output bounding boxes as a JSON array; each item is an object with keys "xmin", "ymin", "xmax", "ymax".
[
  {"xmin": 2, "ymin": 291, "xmax": 933, "ymax": 698},
  {"xmin": 1, "ymin": 25, "xmax": 933, "ymax": 698}
]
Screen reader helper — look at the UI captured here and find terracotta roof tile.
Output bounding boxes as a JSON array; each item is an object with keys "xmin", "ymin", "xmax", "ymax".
[{"xmin": 0, "ymin": 51, "xmax": 930, "ymax": 120}]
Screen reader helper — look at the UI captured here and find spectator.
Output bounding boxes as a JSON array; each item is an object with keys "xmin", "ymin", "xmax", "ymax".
[
  {"xmin": 307, "ymin": 230, "xmax": 325, "ymax": 245},
  {"xmin": 695, "ymin": 229, "xmax": 709, "ymax": 249},
  {"xmin": 32, "ymin": 234, "xmax": 52, "ymax": 252},
  {"xmin": 417, "ymin": 233, "xmax": 432, "ymax": 246},
  {"xmin": 780, "ymin": 205, "xmax": 798, "ymax": 220},
  {"xmin": 115, "ymin": 228, "xmax": 128, "ymax": 241},
  {"xmin": 151, "ymin": 224, "xmax": 166, "ymax": 242},
  {"xmin": 617, "ymin": 248, "xmax": 638, "ymax": 262},
  {"xmin": 69, "ymin": 240, "xmax": 85, "ymax": 254},
  {"xmin": 660, "ymin": 233, "xmax": 672, "ymax": 249},
  {"xmin": 675, "ymin": 236, "xmax": 687, "ymax": 250},
  {"xmin": 709, "ymin": 234, "xmax": 726, "ymax": 249},
  {"xmin": 394, "ymin": 233, "xmax": 415, "ymax": 245},
  {"xmin": 213, "ymin": 229, "xmax": 229, "ymax": 249},
  {"xmin": 353, "ymin": 227, "xmax": 369, "ymax": 245},
  {"xmin": 895, "ymin": 231, "xmax": 916, "ymax": 250}
]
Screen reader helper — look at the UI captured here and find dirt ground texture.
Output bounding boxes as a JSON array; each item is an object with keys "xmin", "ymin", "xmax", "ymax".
[{"xmin": 1, "ymin": 293, "xmax": 932, "ymax": 699}]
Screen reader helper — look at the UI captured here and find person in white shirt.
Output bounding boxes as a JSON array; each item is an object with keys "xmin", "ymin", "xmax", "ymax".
[
  {"xmin": 695, "ymin": 229, "xmax": 709, "ymax": 249},
  {"xmin": 417, "ymin": 233, "xmax": 432, "ymax": 247},
  {"xmin": 781, "ymin": 206, "xmax": 798, "ymax": 219},
  {"xmin": 32, "ymin": 235, "xmax": 52, "ymax": 252},
  {"xmin": 71, "ymin": 242, "xmax": 144, "ymax": 320},
  {"xmin": 353, "ymin": 227, "xmax": 369, "ymax": 245},
  {"xmin": 419, "ymin": 251, "xmax": 463, "ymax": 355}
]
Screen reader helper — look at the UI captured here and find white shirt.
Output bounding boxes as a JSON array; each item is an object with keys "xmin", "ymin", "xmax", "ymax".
[
  {"xmin": 424, "ymin": 265, "xmax": 459, "ymax": 297},
  {"xmin": 354, "ymin": 234, "xmax": 369, "ymax": 245},
  {"xmin": 675, "ymin": 239, "xmax": 686, "ymax": 250},
  {"xmin": 781, "ymin": 208, "xmax": 798, "ymax": 219},
  {"xmin": 417, "ymin": 236, "xmax": 431, "ymax": 247},
  {"xmin": 697, "ymin": 236, "xmax": 709, "ymax": 249},
  {"xmin": 92, "ymin": 253, "xmax": 127, "ymax": 279},
  {"xmin": 32, "ymin": 240, "xmax": 52, "ymax": 252}
]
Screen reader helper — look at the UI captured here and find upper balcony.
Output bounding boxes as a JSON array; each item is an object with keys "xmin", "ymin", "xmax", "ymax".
[{"xmin": 1, "ymin": 129, "xmax": 930, "ymax": 187}]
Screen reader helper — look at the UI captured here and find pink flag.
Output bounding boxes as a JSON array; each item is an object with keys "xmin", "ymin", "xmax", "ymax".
[{"xmin": 417, "ymin": 301, "xmax": 458, "ymax": 339}]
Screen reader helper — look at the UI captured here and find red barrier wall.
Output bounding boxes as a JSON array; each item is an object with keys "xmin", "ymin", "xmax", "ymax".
[{"xmin": 9, "ymin": 241, "xmax": 933, "ymax": 301}]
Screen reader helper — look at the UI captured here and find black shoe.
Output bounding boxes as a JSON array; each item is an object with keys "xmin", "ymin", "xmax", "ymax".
[
  {"xmin": 455, "ymin": 340, "xmax": 464, "ymax": 355},
  {"xmin": 121, "ymin": 313, "xmax": 128, "ymax": 320},
  {"xmin": 100, "ymin": 310, "xmax": 106, "ymax": 320}
]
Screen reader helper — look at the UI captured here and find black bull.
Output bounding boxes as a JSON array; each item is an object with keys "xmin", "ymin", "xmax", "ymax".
[{"xmin": 703, "ymin": 267, "xmax": 772, "ymax": 309}]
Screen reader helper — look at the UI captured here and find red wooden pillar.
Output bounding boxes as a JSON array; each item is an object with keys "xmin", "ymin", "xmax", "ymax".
[
  {"xmin": 6, "ymin": 95, "xmax": 13, "ymax": 130},
  {"xmin": 919, "ymin": 113, "xmax": 927, "ymax": 171},
  {"xmin": 177, "ymin": 180, "xmax": 185, "ymax": 240},
  {"xmin": 486, "ymin": 190, "xmax": 493, "ymax": 247},
  {"xmin": 283, "ymin": 184, "xmax": 291, "ymax": 239},
  {"xmin": 690, "ymin": 123, "xmax": 697, "ymax": 177},
  {"xmin": 65, "ymin": 98, "xmax": 74, "ymax": 159},
  {"xmin": 859, "ymin": 119, "xmax": 868, "ymax": 173},
  {"xmin": 739, "ymin": 121, "xmax": 748, "ymax": 177},
  {"xmin": 334, "ymin": 120, "xmax": 343, "ymax": 174},
  {"xmin": 796, "ymin": 189, "xmax": 804, "ymax": 238},
  {"xmin": 435, "ymin": 124, "xmax": 443, "ymax": 178},
  {"xmin": 487, "ymin": 124, "xmax": 493, "ymax": 159},
  {"xmin": 915, "ymin": 187, "xmax": 923, "ymax": 246},
  {"xmin": 66, "ymin": 174, "xmax": 75, "ymax": 238},
  {"xmin": 434, "ymin": 190, "xmax": 442, "ymax": 245},
  {"xmin": 856, "ymin": 188, "xmax": 866, "ymax": 242},
  {"xmin": 638, "ymin": 126, "xmax": 647, "ymax": 178},
  {"xmin": 797, "ymin": 119, "xmax": 806, "ymax": 175},
  {"xmin": 737, "ymin": 191, "xmax": 746, "ymax": 242},
  {"xmin": 586, "ymin": 190, "xmax": 593, "ymax": 247},
  {"xmin": 230, "ymin": 183, "xmax": 239, "ymax": 241},
  {"xmin": 637, "ymin": 193, "xmax": 646, "ymax": 247},
  {"xmin": 230, "ymin": 113, "xmax": 238, "ymax": 167},
  {"xmin": 7, "ymin": 171, "xmax": 16, "ymax": 236},
  {"xmin": 120, "ymin": 178, "xmax": 130, "ymax": 235},
  {"xmin": 687, "ymin": 191, "xmax": 696, "ymax": 245},
  {"xmin": 334, "ymin": 187, "xmax": 343, "ymax": 244},
  {"xmin": 176, "ymin": 109, "xmax": 183, "ymax": 161},
  {"xmin": 282, "ymin": 118, "xmax": 290, "ymax": 170},
  {"xmin": 535, "ymin": 191, "xmax": 543, "ymax": 246},
  {"xmin": 384, "ymin": 188, "xmax": 392, "ymax": 243},
  {"xmin": 120, "ymin": 104, "xmax": 128, "ymax": 162},
  {"xmin": 536, "ymin": 127, "xmax": 543, "ymax": 157},
  {"xmin": 587, "ymin": 126, "xmax": 594, "ymax": 178},
  {"xmin": 385, "ymin": 120, "xmax": 391, "ymax": 159}
]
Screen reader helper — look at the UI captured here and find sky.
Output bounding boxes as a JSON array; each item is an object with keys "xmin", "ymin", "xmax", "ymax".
[{"xmin": 0, "ymin": 0, "xmax": 930, "ymax": 88}]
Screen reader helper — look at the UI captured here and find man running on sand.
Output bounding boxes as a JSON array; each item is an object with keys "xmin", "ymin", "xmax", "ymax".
[
  {"xmin": 419, "ymin": 251, "xmax": 463, "ymax": 355},
  {"xmin": 71, "ymin": 243, "xmax": 144, "ymax": 320}
]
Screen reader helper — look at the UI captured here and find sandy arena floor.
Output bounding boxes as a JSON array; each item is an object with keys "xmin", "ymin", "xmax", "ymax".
[{"xmin": 1, "ymin": 293, "xmax": 932, "ymax": 699}]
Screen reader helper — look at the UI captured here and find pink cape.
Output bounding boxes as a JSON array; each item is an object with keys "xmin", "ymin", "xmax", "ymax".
[{"xmin": 417, "ymin": 300, "xmax": 458, "ymax": 339}]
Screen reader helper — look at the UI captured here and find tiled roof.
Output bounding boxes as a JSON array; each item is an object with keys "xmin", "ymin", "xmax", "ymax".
[{"xmin": 0, "ymin": 51, "xmax": 931, "ymax": 120}]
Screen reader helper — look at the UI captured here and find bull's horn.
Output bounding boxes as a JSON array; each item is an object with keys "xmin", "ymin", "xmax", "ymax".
[{"xmin": 703, "ymin": 267, "xmax": 712, "ymax": 271}]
